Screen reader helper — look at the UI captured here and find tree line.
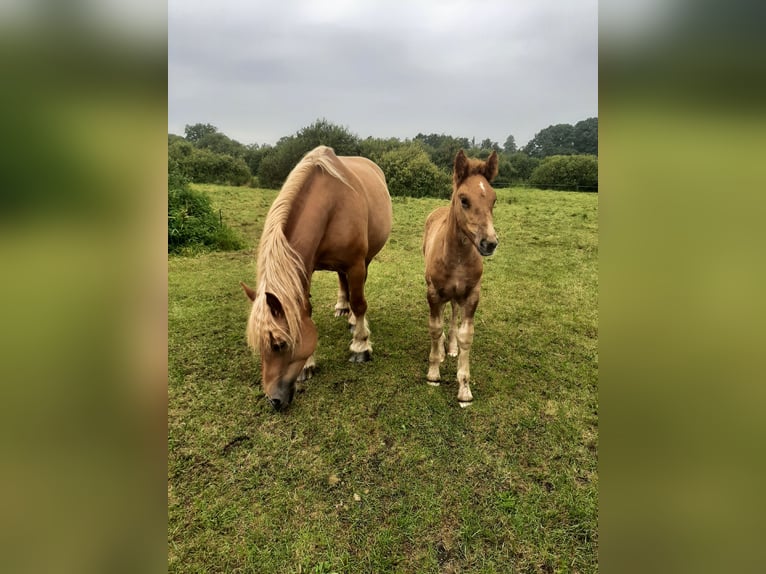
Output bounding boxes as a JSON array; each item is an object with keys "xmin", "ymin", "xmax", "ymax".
[{"xmin": 168, "ymin": 117, "xmax": 598, "ymax": 196}]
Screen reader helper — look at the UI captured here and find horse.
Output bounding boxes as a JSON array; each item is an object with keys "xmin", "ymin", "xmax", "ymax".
[
  {"xmin": 422, "ymin": 149, "xmax": 499, "ymax": 405},
  {"xmin": 241, "ymin": 146, "xmax": 392, "ymax": 411}
]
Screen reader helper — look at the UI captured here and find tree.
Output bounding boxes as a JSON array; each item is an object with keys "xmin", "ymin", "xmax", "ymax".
[
  {"xmin": 479, "ymin": 138, "xmax": 497, "ymax": 151},
  {"xmin": 196, "ymin": 132, "xmax": 247, "ymax": 158},
  {"xmin": 523, "ymin": 123, "xmax": 576, "ymax": 158},
  {"xmin": 507, "ymin": 152, "xmax": 539, "ymax": 182},
  {"xmin": 375, "ymin": 143, "xmax": 451, "ymax": 198},
  {"xmin": 243, "ymin": 143, "xmax": 270, "ymax": 180},
  {"xmin": 574, "ymin": 117, "xmax": 598, "ymax": 155},
  {"xmin": 295, "ymin": 118, "xmax": 360, "ymax": 156},
  {"xmin": 503, "ymin": 134, "xmax": 517, "ymax": 154},
  {"xmin": 256, "ymin": 119, "xmax": 360, "ymax": 188},
  {"xmin": 184, "ymin": 123, "xmax": 219, "ymax": 144},
  {"xmin": 413, "ymin": 133, "xmax": 471, "ymax": 173},
  {"xmin": 359, "ymin": 136, "xmax": 405, "ymax": 163}
]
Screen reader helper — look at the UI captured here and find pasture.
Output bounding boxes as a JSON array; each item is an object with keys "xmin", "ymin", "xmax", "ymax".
[{"xmin": 168, "ymin": 184, "xmax": 598, "ymax": 573}]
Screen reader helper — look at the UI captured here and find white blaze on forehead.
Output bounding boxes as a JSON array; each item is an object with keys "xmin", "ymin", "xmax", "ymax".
[{"xmin": 479, "ymin": 181, "xmax": 486, "ymax": 195}]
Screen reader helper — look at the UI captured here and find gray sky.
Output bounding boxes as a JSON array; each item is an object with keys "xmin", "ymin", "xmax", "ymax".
[{"xmin": 168, "ymin": 0, "xmax": 597, "ymax": 148}]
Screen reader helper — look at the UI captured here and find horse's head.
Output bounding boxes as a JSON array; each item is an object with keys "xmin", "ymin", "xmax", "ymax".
[
  {"xmin": 452, "ymin": 149, "xmax": 499, "ymax": 256},
  {"xmin": 242, "ymin": 283, "xmax": 317, "ymax": 411}
]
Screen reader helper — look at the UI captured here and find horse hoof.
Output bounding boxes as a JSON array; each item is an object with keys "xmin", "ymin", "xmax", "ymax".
[
  {"xmin": 298, "ymin": 366, "xmax": 314, "ymax": 382},
  {"xmin": 349, "ymin": 350, "xmax": 371, "ymax": 363},
  {"xmin": 334, "ymin": 307, "xmax": 350, "ymax": 317},
  {"xmin": 427, "ymin": 381, "xmax": 440, "ymax": 387},
  {"xmin": 458, "ymin": 401, "xmax": 472, "ymax": 408}
]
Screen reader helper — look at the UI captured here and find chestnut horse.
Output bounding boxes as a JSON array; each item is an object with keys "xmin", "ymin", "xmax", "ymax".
[
  {"xmin": 422, "ymin": 150, "xmax": 498, "ymax": 405},
  {"xmin": 241, "ymin": 146, "xmax": 392, "ymax": 410}
]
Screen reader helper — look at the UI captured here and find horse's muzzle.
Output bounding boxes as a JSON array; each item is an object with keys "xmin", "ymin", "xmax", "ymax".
[
  {"xmin": 269, "ymin": 397, "xmax": 284, "ymax": 411},
  {"xmin": 267, "ymin": 381, "xmax": 296, "ymax": 411},
  {"xmin": 478, "ymin": 239, "xmax": 498, "ymax": 256}
]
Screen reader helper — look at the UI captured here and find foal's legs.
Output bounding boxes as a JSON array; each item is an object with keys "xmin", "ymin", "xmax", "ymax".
[
  {"xmin": 455, "ymin": 292, "xmax": 480, "ymax": 403},
  {"xmin": 347, "ymin": 261, "xmax": 372, "ymax": 363},
  {"xmin": 446, "ymin": 300, "xmax": 459, "ymax": 357},
  {"xmin": 426, "ymin": 286, "xmax": 446, "ymax": 384}
]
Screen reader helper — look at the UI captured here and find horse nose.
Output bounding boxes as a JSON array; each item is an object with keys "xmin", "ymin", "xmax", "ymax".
[
  {"xmin": 269, "ymin": 397, "xmax": 282, "ymax": 411},
  {"xmin": 480, "ymin": 238, "xmax": 498, "ymax": 254}
]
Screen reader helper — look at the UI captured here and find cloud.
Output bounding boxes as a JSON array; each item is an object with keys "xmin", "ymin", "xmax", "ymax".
[{"xmin": 169, "ymin": 0, "xmax": 597, "ymax": 146}]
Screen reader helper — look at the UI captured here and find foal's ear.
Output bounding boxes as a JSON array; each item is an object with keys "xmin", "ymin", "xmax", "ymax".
[
  {"xmin": 265, "ymin": 292, "xmax": 285, "ymax": 318},
  {"xmin": 453, "ymin": 149, "xmax": 469, "ymax": 183},
  {"xmin": 485, "ymin": 151, "xmax": 499, "ymax": 182},
  {"xmin": 240, "ymin": 281, "xmax": 256, "ymax": 302}
]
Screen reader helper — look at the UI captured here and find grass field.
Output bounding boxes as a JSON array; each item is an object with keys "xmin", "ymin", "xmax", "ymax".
[{"xmin": 168, "ymin": 184, "xmax": 598, "ymax": 573}]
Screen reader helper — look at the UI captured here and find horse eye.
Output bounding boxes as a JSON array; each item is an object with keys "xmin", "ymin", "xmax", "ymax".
[
  {"xmin": 271, "ymin": 341, "xmax": 287, "ymax": 353},
  {"xmin": 460, "ymin": 196, "xmax": 470, "ymax": 209}
]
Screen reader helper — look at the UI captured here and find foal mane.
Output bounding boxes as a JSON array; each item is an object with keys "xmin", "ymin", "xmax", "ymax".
[{"xmin": 247, "ymin": 146, "xmax": 350, "ymax": 353}]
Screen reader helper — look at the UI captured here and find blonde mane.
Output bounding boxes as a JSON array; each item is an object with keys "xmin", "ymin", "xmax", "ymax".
[{"xmin": 247, "ymin": 146, "xmax": 350, "ymax": 353}]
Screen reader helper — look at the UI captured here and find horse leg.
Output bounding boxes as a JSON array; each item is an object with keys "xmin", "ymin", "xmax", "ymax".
[
  {"xmin": 297, "ymin": 353, "xmax": 316, "ymax": 386},
  {"xmin": 446, "ymin": 300, "xmax": 459, "ymax": 357},
  {"xmin": 426, "ymin": 287, "xmax": 446, "ymax": 384},
  {"xmin": 347, "ymin": 262, "xmax": 372, "ymax": 363},
  {"xmin": 456, "ymin": 294, "xmax": 480, "ymax": 404},
  {"xmin": 334, "ymin": 272, "xmax": 351, "ymax": 317},
  {"xmin": 299, "ymin": 295, "xmax": 317, "ymax": 385}
]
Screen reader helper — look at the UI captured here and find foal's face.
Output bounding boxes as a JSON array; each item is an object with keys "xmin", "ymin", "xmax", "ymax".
[
  {"xmin": 260, "ymin": 311, "xmax": 317, "ymax": 411},
  {"xmin": 454, "ymin": 175, "xmax": 498, "ymax": 256}
]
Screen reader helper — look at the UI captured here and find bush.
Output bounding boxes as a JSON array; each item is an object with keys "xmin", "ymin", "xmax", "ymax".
[
  {"xmin": 168, "ymin": 160, "xmax": 245, "ymax": 254},
  {"xmin": 169, "ymin": 141, "xmax": 251, "ymax": 186},
  {"xmin": 529, "ymin": 154, "xmax": 598, "ymax": 191},
  {"xmin": 376, "ymin": 143, "xmax": 451, "ymax": 198}
]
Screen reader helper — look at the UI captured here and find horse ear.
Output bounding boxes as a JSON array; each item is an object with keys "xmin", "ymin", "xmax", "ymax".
[
  {"xmin": 454, "ymin": 149, "xmax": 469, "ymax": 184},
  {"xmin": 485, "ymin": 151, "xmax": 499, "ymax": 182},
  {"xmin": 240, "ymin": 281, "xmax": 256, "ymax": 302},
  {"xmin": 265, "ymin": 292, "xmax": 284, "ymax": 318}
]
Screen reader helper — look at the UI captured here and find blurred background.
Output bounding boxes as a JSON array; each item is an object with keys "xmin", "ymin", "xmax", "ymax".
[
  {"xmin": 600, "ymin": 0, "xmax": 766, "ymax": 572},
  {"xmin": 0, "ymin": 1, "xmax": 166, "ymax": 572}
]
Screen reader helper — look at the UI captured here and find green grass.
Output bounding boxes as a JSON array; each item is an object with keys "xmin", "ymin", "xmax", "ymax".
[{"xmin": 169, "ymin": 184, "xmax": 598, "ymax": 573}]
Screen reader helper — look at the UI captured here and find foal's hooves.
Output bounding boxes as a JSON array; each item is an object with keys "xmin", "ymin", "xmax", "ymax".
[
  {"xmin": 334, "ymin": 307, "xmax": 350, "ymax": 317},
  {"xmin": 349, "ymin": 350, "xmax": 372, "ymax": 363},
  {"xmin": 298, "ymin": 365, "xmax": 314, "ymax": 382}
]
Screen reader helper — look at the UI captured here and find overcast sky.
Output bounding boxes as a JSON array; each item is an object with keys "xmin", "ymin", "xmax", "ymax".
[{"xmin": 168, "ymin": 0, "xmax": 597, "ymax": 148}]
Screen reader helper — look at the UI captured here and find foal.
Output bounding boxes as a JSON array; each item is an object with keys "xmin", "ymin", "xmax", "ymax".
[{"xmin": 422, "ymin": 150, "xmax": 498, "ymax": 404}]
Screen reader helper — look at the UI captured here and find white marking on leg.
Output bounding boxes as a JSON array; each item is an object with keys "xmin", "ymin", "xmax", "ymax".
[
  {"xmin": 456, "ymin": 319, "xmax": 474, "ymax": 402},
  {"xmin": 349, "ymin": 316, "xmax": 371, "ymax": 354}
]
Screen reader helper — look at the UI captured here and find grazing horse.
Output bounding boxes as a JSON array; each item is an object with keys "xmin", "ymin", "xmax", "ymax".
[
  {"xmin": 241, "ymin": 146, "xmax": 392, "ymax": 410},
  {"xmin": 422, "ymin": 150, "xmax": 499, "ymax": 404}
]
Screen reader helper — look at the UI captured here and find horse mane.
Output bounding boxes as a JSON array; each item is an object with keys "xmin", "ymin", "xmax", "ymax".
[{"xmin": 247, "ymin": 146, "xmax": 350, "ymax": 353}]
